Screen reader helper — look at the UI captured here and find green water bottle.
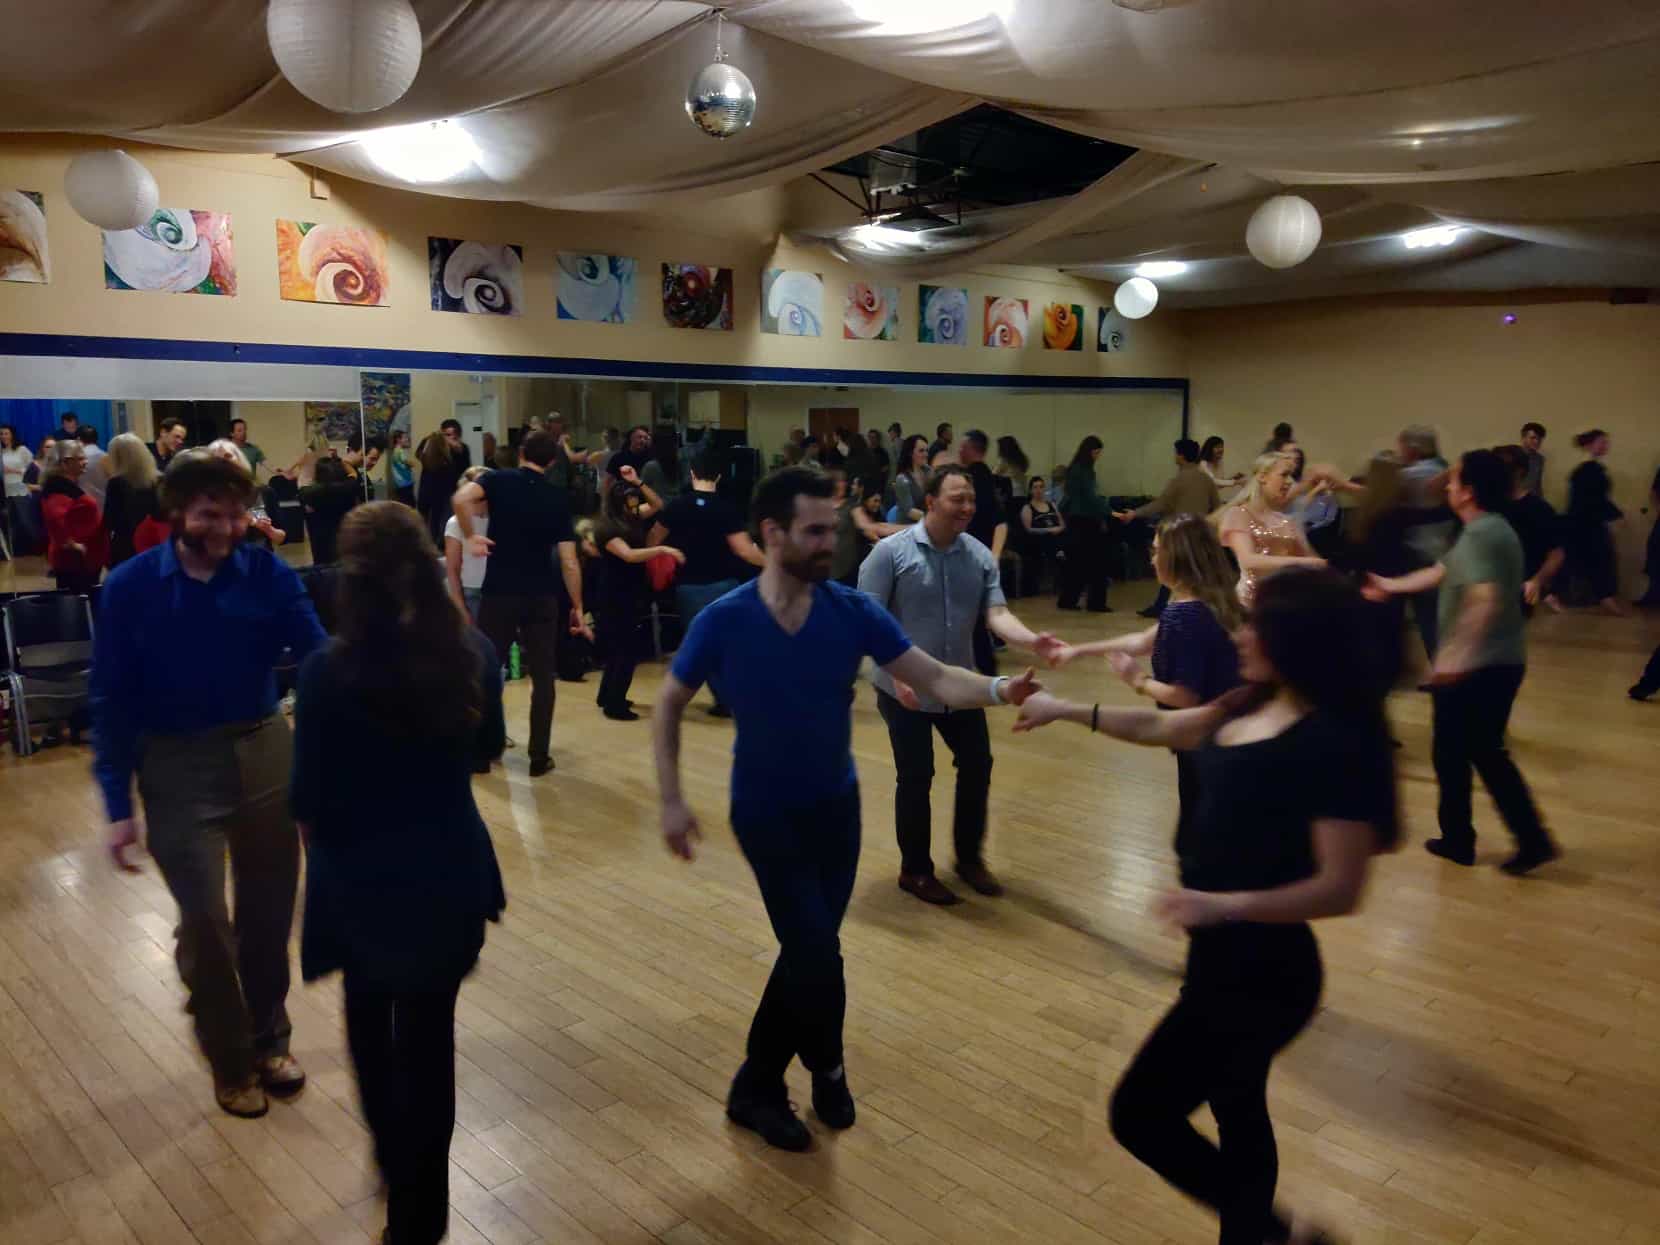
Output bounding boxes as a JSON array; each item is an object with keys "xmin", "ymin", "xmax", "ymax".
[{"xmin": 508, "ymin": 641, "xmax": 521, "ymax": 680}]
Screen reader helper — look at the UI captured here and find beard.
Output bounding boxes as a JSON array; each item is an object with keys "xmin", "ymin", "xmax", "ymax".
[
  {"xmin": 174, "ymin": 516, "xmax": 235, "ymax": 560},
  {"xmin": 780, "ymin": 546, "xmax": 833, "ymax": 583}
]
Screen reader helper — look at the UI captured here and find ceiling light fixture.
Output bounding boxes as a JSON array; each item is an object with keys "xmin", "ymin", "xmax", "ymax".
[
  {"xmin": 1135, "ymin": 260, "xmax": 1187, "ymax": 278},
  {"xmin": 849, "ymin": 223, "xmax": 916, "ymax": 249},
  {"xmin": 362, "ymin": 119, "xmax": 481, "ymax": 183},
  {"xmin": 1403, "ymin": 225, "xmax": 1464, "ymax": 249},
  {"xmin": 848, "ymin": 0, "xmax": 1012, "ymax": 36},
  {"xmin": 1112, "ymin": 0, "xmax": 1167, "ymax": 11}
]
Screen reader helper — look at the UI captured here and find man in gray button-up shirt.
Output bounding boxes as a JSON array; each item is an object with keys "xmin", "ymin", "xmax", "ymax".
[{"xmin": 859, "ymin": 465, "xmax": 1063, "ymax": 905}]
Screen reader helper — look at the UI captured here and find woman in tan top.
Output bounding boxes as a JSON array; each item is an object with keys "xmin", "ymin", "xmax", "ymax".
[{"xmin": 1219, "ymin": 450, "xmax": 1326, "ymax": 605}]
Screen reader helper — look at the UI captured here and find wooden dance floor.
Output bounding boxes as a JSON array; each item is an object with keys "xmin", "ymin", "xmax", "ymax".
[{"xmin": 2, "ymin": 589, "xmax": 1658, "ymax": 1244}]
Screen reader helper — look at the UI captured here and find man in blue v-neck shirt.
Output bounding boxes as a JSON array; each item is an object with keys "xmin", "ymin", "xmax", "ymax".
[
  {"xmin": 92, "ymin": 452, "xmax": 326, "ymax": 1120},
  {"xmin": 653, "ymin": 466, "xmax": 1040, "ymax": 1152}
]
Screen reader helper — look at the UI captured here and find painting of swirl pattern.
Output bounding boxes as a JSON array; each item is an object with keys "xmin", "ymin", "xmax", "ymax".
[
  {"xmin": 1043, "ymin": 302, "xmax": 1084, "ymax": 351},
  {"xmin": 428, "ymin": 238, "xmax": 523, "ymax": 315},
  {"xmin": 917, "ymin": 285, "xmax": 968, "ymax": 346},
  {"xmin": 662, "ymin": 263, "xmax": 733, "ymax": 331},
  {"xmin": 277, "ymin": 219, "xmax": 389, "ymax": 307},
  {"xmin": 0, "ymin": 190, "xmax": 49, "ymax": 284},
  {"xmin": 844, "ymin": 283, "xmax": 899, "ymax": 341},
  {"xmin": 557, "ymin": 253, "xmax": 636, "ymax": 323},
  {"xmin": 104, "ymin": 208, "xmax": 234, "ymax": 296},
  {"xmin": 984, "ymin": 295, "xmax": 1027, "ymax": 348},
  {"xmin": 761, "ymin": 269, "xmax": 823, "ymax": 336}
]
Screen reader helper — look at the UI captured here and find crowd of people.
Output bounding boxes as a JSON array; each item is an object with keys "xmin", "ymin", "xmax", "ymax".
[{"xmin": 0, "ymin": 403, "xmax": 1651, "ymax": 1245}]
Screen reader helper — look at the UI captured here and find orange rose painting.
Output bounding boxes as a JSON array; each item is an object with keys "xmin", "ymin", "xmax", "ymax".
[
  {"xmin": 1043, "ymin": 302, "xmax": 1083, "ymax": 351},
  {"xmin": 984, "ymin": 296, "xmax": 1027, "ymax": 348},
  {"xmin": 276, "ymin": 220, "xmax": 390, "ymax": 306}
]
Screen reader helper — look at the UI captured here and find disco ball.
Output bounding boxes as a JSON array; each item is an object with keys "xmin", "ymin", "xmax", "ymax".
[{"xmin": 686, "ymin": 61, "xmax": 757, "ymax": 139}]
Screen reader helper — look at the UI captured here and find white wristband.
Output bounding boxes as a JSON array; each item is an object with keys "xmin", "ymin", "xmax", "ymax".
[{"xmin": 989, "ymin": 676, "xmax": 1007, "ymax": 706}]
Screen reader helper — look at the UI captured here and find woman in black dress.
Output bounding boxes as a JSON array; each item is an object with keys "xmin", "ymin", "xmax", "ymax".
[
  {"xmin": 1017, "ymin": 567, "xmax": 1397, "ymax": 1245},
  {"xmin": 101, "ymin": 433, "xmax": 163, "ymax": 568},
  {"xmin": 300, "ymin": 457, "xmax": 360, "ymax": 565},
  {"xmin": 593, "ymin": 483, "xmax": 681, "ymax": 720},
  {"xmin": 290, "ymin": 502, "xmax": 505, "ymax": 1245},
  {"xmin": 1564, "ymin": 428, "xmax": 1625, "ymax": 613}
]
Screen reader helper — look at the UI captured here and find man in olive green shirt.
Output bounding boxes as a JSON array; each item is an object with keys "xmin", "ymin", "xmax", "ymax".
[{"xmin": 1367, "ymin": 449, "xmax": 1557, "ymax": 875}]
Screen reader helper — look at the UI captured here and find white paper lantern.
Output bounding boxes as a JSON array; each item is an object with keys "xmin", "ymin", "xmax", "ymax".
[
  {"xmin": 1113, "ymin": 276, "xmax": 1159, "ymax": 320},
  {"xmin": 1245, "ymin": 195, "xmax": 1322, "ymax": 269},
  {"xmin": 64, "ymin": 150, "xmax": 159, "ymax": 231},
  {"xmin": 267, "ymin": 0, "xmax": 423, "ymax": 114}
]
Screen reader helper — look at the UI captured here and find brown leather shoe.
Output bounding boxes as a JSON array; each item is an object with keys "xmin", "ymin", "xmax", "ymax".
[
  {"xmin": 257, "ymin": 1054, "xmax": 306, "ymax": 1099},
  {"xmin": 955, "ymin": 862, "xmax": 1005, "ymax": 897},
  {"xmin": 216, "ymin": 1078, "xmax": 269, "ymax": 1119},
  {"xmin": 899, "ymin": 873, "xmax": 960, "ymax": 905}
]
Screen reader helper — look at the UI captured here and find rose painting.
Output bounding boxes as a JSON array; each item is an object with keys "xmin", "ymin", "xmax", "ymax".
[
  {"xmin": 0, "ymin": 190, "xmax": 49, "ymax": 284},
  {"xmin": 662, "ymin": 263, "xmax": 732, "ymax": 330},
  {"xmin": 918, "ymin": 285, "xmax": 968, "ymax": 346},
  {"xmin": 843, "ymin": 283, "xmax": 898, "ymax": 341},
  {"xmin": 984, "ymin": 296, "xmax": 1027, "ymax": 348},
  {"xmin": 1043, "ymin": 302, "xmax": 1084, "ymax": 351},
  {"xmin": 761, "ymin": 269, "xmax": 822, "ymax": 336},
  {"xmin": 1097, "ymin": 307, "xmax": 1128, "ymax": 352},
  {"xmin": 429, "ymin": 238, "xmax": 523, "ymax": 315},
  {"xmin": 104, "ymin": 209, "xmax": 235, "ymax": 296},
  {"xmin": 557, "ymin": 253, "xmax": 636, "ymax": 323},
  {"xmin": 277, "ymin": 220, "xmax": 389, "ymax": 306}
]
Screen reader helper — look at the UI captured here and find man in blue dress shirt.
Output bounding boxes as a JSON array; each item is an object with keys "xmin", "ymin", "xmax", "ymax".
[
  {"xmin": 653, "ymin": 467, "xmax": 1039, "ymax": 1153},
  {"xmin": 92, "ymin": 452, "xmax": 326, "ymax": 1120}
]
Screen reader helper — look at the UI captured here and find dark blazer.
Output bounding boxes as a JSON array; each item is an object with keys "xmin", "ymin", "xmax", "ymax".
[{"xmin": 291, "ymin": 630, "xmax": 507, "ymax": 991}]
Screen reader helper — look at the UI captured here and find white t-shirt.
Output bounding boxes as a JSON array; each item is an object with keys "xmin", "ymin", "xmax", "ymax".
[
  {"xmin": 444, "ymin": 513, "xmax": 489, "ymax": 590},
  {"xmin": 2, "ymin": 446, "xmax": 32, "ymax": 498}
]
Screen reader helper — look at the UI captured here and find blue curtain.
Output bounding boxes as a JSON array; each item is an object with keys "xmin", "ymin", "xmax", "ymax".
[{"xmin": 0, "ymin": 400, "xmax": 114, "ymax": 454}]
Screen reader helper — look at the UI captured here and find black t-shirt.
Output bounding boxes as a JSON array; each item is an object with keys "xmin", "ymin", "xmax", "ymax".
[
  {"xmin": 965, "ymin": 461, "xmax": 1002, "ymax": 550},
  {"xmin": 1184, "ymin": 711, "xmax": 1393, "ymax": 894},
  {"xmin": 299, "ymin": 481, "xmax": 359, "ymax": 566},
  {"xmin": 606, "ymin": 446, "xmax": 652, "ymax": 481},
  {"xmin": 658, "ymin": 490, "xmax": 745, "ymax": 585},
  {"xmin": 1500, "ymin": 493, "xmax": 1562, "ymax": 581},
  {"xmin": 478, "ymin": 467, "xmax": 576, "ymax": 596}
]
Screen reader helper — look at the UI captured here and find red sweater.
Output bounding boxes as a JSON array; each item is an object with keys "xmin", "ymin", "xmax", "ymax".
[{"xmin": 41, "ymin": 476, "xmax": 109, "ymax": 577}]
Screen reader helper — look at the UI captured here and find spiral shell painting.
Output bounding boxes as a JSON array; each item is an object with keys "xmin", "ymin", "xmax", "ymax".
[
  {"xmin": 662, "ymin": 263, "xmax": 733, "ymax": 331},
  {"xmin": 0, "ymin": 190, "xmax": 49, "ymax": 284},
  {"xmin": 843, "ymin": 283, "xmax": 898, "ymax": 341},
  {"xmin": 917, "ymin": 285, "xmax": 968, "ymax": 346},
  {"xmin": 104, "ymin": 208, "xmax": 235, "ymax": 296},
  {"xmin": 557, "ymin": 253, "xmax": 636, "ymax": 323},
  {"xmin": 277, "ymin": 219, "xmax": 389, "ymax": 307},
  {"xmin": 760, "ymin": 269, "xmax": 822, "ymax": 337},
  {"xmin": 1043, "ymin": 302, "xmax": 1084, "ymax": 351},
  {"xmin": 429, "ymin": 238, "xmax": 523, "ymax": 316},
  {"xmin": 1097, "ymin": 306, "xmax": 1129, "ymax": 352},
  {"xmin": 984, "ymin": 296, "xmax": 1027, "ymax": 349}
]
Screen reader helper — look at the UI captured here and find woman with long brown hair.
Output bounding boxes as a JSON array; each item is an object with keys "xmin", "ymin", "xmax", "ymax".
[
  {"xmin": 290, "ymin": 502, "xmax": 505, "ymax": 1245},
  {"xmin": 415, "ymin": 430, "xmax": 459, "ymax": 546}
]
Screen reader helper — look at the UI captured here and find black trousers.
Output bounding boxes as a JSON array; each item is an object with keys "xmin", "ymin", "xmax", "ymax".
[
  {"xmin": 1110, "ymin": 923, "xmax": 1322, "ymax": 1245},
  {"xmin": 344, "ymin": 974, "xmax": 465, "ymax": 1245},
  {"xmin": 594, "ymin": 598, "xmax": 637, "ymax": 711},
  {"xmin": 1636, "ymin": 644, "xmax": 1660, "ymax": 693},
  {"xmin": 732, "ymin": 788, "xmax": 861, "ymax": 1083},
  {"xmin": 1173, "ymin": 749, "xmax": 1200, "ymax": 860},
  {"xmin": 1059, "ymin": 515, "xmax": 1110, "ymax": 610},
  {"xmin": 477, "ymin": 592, "xmax": 558, "ymax": 763},
  {"xmin": 1640, "ymin": 518, "xmax": 1660, "ymax": 601},
  {"xmin": 1430, "ymin": 664, "xmax": 1551, "ymax": 856},
  {"xmin": 1567, "ymin": 520, "xmax": 1619, "ymax": 602},
  {"xmin": 876, "ymin": 690, "xmax": 992, "ymax": 877}
]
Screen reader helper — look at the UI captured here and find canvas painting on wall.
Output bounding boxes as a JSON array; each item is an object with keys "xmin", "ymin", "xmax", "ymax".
[
  {"xmin": 844, "ymin": 283, "xmax": 899, "ymax": 341},
  {"xmin": 277, "ymin": 219, "xmax": 389, "ymax": 306},
  {"xmin": 985, "ymin": 296, "xmax": 1028, "ymax": 348},
  {"xmin": 0, "ymin": 190, "xmax": 49, "ymax": 284},
  {"xmin": 557, "ymin": 253, "xmax": 636, "ymax": 323},
  {"xmin": 662, "ymin": 263, "xmax": 733, "ymax": 330},
  {"xmin": 305, "ymin": 402, "xmax": 361, "ymax": 447},
  {"xmin": 1043, "ymin": 302, "xmax": 1084, "ymax": 351},
  {"xmin": 760, "ymin": 269, "xmax": 823, "ymax": 336},
  {"xmin": 918, "ymin": 285, "xmax": 968, "ymax": 346},
  {"xmin": 360, "ymin": 372, "xmax": 412, "ymax": 444},
  {"xmin": 1097, "ymin": 306, "xmax": 1129, "ymax": 352},
  {"xmin": 104, "ymin": 209, "xmax": 235, "ymax": 296},
  {"xmin": 428, "ymin": 238, "xmax": 523, "ymax": 315}
]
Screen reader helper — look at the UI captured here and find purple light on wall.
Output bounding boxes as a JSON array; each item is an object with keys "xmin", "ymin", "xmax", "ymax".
[{"xmin": 1502, "ymin": 313, "xmax": 1518, "ymax": 325}]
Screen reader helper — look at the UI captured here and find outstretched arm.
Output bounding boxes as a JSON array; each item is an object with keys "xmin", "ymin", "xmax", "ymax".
[
  {"xmin": 1013, "ymin": 691, "xmax": 1228, "ymax": 751},
  {"xmin": 653, "ymin": 673, "xmax": 701, "ymax": 859},
  {"xmin": 882, "ymin": 647, "xmax": 1039, "ymax": 712},
  {"xmin": 985, "ymin": 604, "xmax": 1065, "ymax": 666},
  {"xmin": 1059, "ymin": 623, "xmax": 1159, "ymax": 663}
]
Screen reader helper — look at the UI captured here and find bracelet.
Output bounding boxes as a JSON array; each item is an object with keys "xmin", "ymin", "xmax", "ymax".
[
  {"xmin": 989, "ymin": 676, "xmax": 1008, "ymax": 705},
  {"xmin": 1091, "ymin": 703, "xmax": 1100, "ymax": 733}
]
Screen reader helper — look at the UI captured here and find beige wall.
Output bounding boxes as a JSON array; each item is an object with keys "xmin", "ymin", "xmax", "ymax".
[{"xmin": 1182, "ymin": 296, "xmax": 1660, "ymax": 578}]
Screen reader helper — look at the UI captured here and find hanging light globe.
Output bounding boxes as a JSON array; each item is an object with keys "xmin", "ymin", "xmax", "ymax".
[
  {"xmin": 1114, "ymin": 276, "xmax": 1159, "ymax": 320},
  {"xmin": 267, "ymin": 0, "xmax": 423, "ymax": 114},
  {"xmin": 1245, "ymin": 195, "xmax": 1322, "ymax": 269},
  {"xmin": 64, "ymin": 150, "xmax": 159, "ymax": 231}
]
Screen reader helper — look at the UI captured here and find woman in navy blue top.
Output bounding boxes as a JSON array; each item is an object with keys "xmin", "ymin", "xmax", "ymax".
[
  {"xmin": 290, "ymin": 502, "xmax": 505, "ymax": 1245},
  {"xmin": 1060, "ymin": 514, "xmax": 1243, "ymax": 853}
]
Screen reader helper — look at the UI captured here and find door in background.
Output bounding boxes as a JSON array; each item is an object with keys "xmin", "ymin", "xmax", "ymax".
[
  {"xmin": 807, "ymin": 407, "xmax": 860, "ymax": 444},
  {"xmin": 453, "ymin": 396, "xmax": 500, "ymax": 468}
]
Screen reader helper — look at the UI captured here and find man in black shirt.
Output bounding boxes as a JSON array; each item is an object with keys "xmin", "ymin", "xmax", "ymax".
[
  {"xmin": 958, "ymin": 430, "xmax": 1008, "ymax": 674},
  {"xmin": 1494, "ymin": 443, "xmax": 1564, "ymax": 615},
  {"xmin": 452, "ymin": 431, "xmax": 591, "ymax": 776},
  {"xmin": 928, "ymin": 421, "xmax": 954, "ymax": 464},
  {"xmin": 605, "ymin": 425, "xmax": 653, "ymax": 484},
  {"xmin": 648, "ymin": 448, "xmax": 765, "ymax": 716}
]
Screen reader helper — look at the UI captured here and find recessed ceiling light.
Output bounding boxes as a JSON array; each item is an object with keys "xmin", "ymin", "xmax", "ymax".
[
  {"xmin": 1113, "ymin": 0, "xmax": 1166, "ymax": 10},
  {"xmin": 1403, "ymin": 225, "xmax": 1464, "ymax": 249},
  {"xmin": 848, "ymin": 0, "xmax": 1012, "ymax": 36},
  {"xmin": 1135, "ymin": 261, "xmax": 1187, "ymax": 278},
  {"xmin": 363, "ymin": 120, "xmax": 480, "ymax": 184}
]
